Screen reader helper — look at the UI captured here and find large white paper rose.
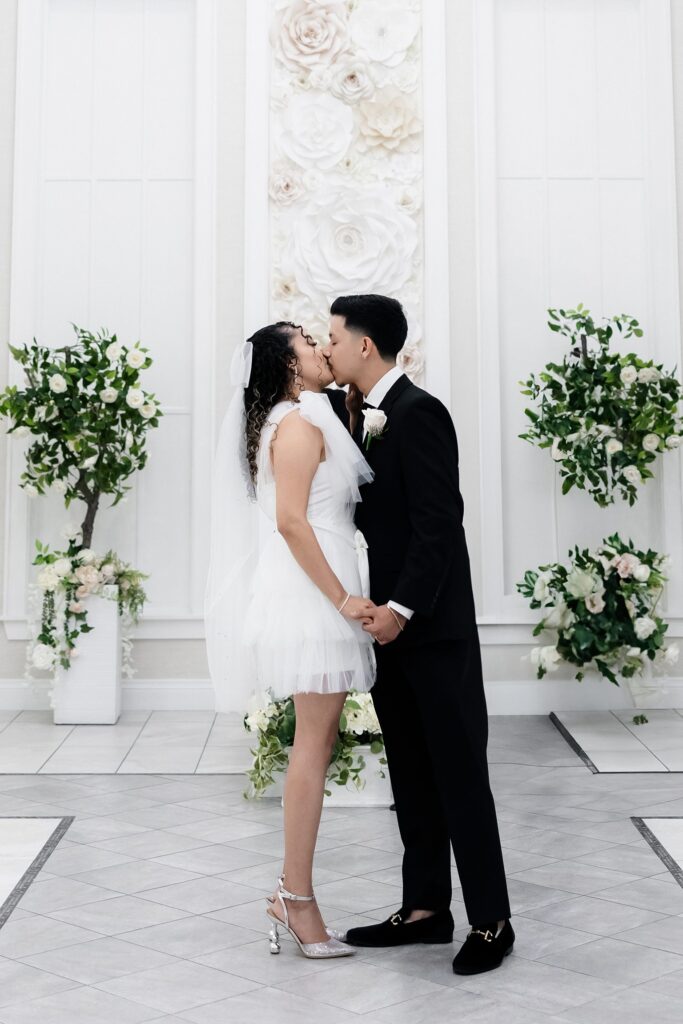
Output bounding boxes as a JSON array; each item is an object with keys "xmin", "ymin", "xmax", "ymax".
[
  {"xmin": 359, "ymin": 87, "xmax": 421, "ymax": 151},
  {"xmin": 397, "ymin": 343, "xmax": 424, "ymax": 381},
  {"xmin": 330, "ymin": 60, "xmax": 375, "ymax": 103},
  {"xmin": 281, "ymin": 187, "xmax": 418, "ymax": 308},
  {"xmin": 350, "ymin": 1, "xmax": 420, "ymax": 67},
  {"xmin": 272, "ymin": 0, "xmax": 350, "ymax": 72},
  {"xmin": 276, "ymin": 92, "xmax": 353, "ymax": 169}
]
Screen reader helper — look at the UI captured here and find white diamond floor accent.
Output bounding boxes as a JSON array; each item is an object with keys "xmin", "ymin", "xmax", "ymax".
[{"xmin": 551, "ymin": 709, "xmax": 683, "ymax": 772}]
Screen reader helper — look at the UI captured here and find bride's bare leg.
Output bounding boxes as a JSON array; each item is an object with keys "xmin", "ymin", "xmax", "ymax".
[{"xmin": 269, "ymin": 691, "xmax": 346, "ymax": 943}]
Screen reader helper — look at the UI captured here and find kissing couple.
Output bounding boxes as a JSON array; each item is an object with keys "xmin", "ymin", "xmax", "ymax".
[{"xmin": 204, "ymin": 294, "xmax": 513, "ymax": 977}]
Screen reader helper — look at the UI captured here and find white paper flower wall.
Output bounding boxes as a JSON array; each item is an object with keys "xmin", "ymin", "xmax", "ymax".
[{"xmin": 269, "ymin": 0, "xmax": 425, "ymax": 381}]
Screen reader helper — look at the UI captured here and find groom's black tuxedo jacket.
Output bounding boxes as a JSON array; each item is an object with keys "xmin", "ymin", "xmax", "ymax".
[{"xmin": 332, "ymin": 375, "xmax": 477, "ymax": 648}]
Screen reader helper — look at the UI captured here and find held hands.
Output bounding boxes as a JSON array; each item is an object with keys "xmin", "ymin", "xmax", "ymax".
[
  {"xmin": 340, "ymin": 596, "xmax": 376, "ymax": 622},
  {"xmin": 358, "ymin": 604, "xmax": 407, "ymax": 645}
]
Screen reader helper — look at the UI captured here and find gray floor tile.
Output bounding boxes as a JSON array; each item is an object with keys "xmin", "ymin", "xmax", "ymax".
[
  {"xmin": 95, "ymin": 959, "xmax": 259, "ymax": 1014},
  {"xmin": 179, "ymin": 985, "xmax": 372, "ymax": 1023},
  {"xmin": 521, "ymin": 894, "xmax": 667, "ymax": 934},
  {"xmin": 0, "ymin": 983, "xmax": 161, "ymax": 1023},
  {"xmin": 138, "ymin": 877, "xmax": 266, "ymax": 915},
  {"xmin": 121, "ymin": 915, "xmax": 262, "ymax": 957},
  {"xmin": 69, "ymin": 859, "xmax": 204, "ymax": 895},
  {"xmin": 45, "ymin": 894, "xmax": 192, "ymax": 935},
  {"xmin": 540, "ymin": 934, "xmax": 683, "ymax": 984},
  {"xmin": 19, "ymin": 936, "xmax": 179, "ymax": 984},
  {"xmin": 0, "ymin": 959, "xmax": 78, "ymax": 1008},
  {"xmin": 0, "ymin": 916, "xmax": 99, "ymax": 959}
]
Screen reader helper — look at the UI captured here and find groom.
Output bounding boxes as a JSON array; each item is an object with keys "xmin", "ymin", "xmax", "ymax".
[{"xmin": 322, "ymin": 294, "xmax": 513, "ymax": 976}]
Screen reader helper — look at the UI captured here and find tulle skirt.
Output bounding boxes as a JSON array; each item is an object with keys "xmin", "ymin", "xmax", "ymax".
[{"xmin": 243, "ymin": 520, "xmax": 376, "ymax": 700}]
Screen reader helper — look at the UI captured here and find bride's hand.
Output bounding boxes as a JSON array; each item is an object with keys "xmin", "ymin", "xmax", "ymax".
[
  {"xmin": 345, "ymin": 384, "xmax": 363, "ymax": 419},
  {"xmin": 341, "ymin": 596, "xmax": 376, "ymax": 621}
]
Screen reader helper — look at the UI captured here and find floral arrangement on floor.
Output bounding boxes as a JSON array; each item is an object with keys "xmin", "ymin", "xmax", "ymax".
[
  {"xmin": 268, "ymin": 0, "xmax": 425, "ymax": 381},
  {"xmin": 519, "ymin": 305, "xmax": 683, "ymax": 506},
  {"xmin": 243, "ymin": 690, "xmax": 386, "ymax": 799},
  {"xmin": 0, "ymin": 325, "xmax": 161, "ymax": 680},
  {"xmin": 517, "ymin": 532, "xmax": 679, "ymax": 685}
]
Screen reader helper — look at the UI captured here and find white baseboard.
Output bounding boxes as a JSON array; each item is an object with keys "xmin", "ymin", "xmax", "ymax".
[{"xmin": 1, "ymin": 676, "xmax": 682, "ymax": 714}]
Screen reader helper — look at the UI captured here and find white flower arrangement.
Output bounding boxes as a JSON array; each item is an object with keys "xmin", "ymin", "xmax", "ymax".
[
  {"xmin": 517, "ymin": 533, "xmax": 678, "ymax": 685},
  {"xmin": 244, "ymin": 691, "xmax": 386, "ymax": 798},
  {"xmin": 268, "ymin": 0, "xmax": 425, "ymax": 384},
  {"xmin": 362, "ymin": 408, "xmax": 388, "ymax": 449},
  {"xmin": 519, "ymin": 305, "xmax": 683, "ymax": 507}
]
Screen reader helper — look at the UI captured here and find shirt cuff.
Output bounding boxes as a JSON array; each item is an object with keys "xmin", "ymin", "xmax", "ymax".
[{"xmin": 388, "ymin": 600, "xmax": 414, "ymax": 621}]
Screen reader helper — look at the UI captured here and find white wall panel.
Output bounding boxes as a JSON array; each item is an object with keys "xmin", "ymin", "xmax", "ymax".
[{"xmin": 476, "ymin": 0, "xmax": 683, "ymax": 626}]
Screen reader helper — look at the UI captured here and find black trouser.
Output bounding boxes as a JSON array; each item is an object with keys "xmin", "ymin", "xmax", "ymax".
[{"xmin": 371, "ymin": 631, "xmax": 511, "ymax": 925}]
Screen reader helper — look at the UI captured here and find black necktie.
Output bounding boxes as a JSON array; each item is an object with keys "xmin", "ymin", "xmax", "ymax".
[{"xmin": 362, "ymin": 401, "xmax": 375, "ymax": 410}]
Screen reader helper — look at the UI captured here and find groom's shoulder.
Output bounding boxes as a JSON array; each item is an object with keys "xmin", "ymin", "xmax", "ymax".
[{"xmin": 399, "ymin": 380, "xmax": 453, "ymax": 425}]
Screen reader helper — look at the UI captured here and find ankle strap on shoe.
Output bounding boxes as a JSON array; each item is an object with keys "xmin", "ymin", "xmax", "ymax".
[{"xmin": 277, "ymin": 874, "xmax": 315, "ymax": 902}]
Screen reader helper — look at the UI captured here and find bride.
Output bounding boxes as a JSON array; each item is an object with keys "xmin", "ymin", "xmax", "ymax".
[{"xmin": 204, "ymin": 321, "xmax": 376, "ymax": 959}]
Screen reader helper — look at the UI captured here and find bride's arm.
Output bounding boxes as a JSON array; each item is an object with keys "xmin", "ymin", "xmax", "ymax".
[{"xmin": 272, "ymin": 412, "xmax": 373, "ymax": 620}]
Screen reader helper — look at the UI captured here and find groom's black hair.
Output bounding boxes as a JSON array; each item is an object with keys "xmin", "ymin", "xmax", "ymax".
[{"xmin": 330, "ymin": 294, "xmax": 408, "ymax": 360}]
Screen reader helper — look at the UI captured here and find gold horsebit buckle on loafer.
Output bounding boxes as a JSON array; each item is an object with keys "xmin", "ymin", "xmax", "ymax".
[
  {"xmin": 390, "ymin": 912, "xmax": 403, "ymax": 926},
  {"xmin": 471, "ymin": 927, "xmax": 494, "ymax": 942}
]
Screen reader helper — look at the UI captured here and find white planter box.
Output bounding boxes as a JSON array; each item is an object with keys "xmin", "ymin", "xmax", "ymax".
[
  {"xmin": 52, "ymin": 585, "xmax": 122, "ymax": 725},
  {"xmin": 268, "ymin": 745, "xmax": 392, "ymax": 807}
]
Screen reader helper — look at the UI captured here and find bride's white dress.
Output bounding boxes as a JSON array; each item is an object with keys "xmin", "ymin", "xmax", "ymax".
[{"xmin": 243, "ymin": 391, "xmax": 376, "ymax": 699}]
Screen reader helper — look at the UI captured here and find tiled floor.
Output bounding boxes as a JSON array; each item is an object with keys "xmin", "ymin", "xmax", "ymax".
[
  {"xmin": 551, "ymin": 710, "xmax": 683, "ymax": 772},
  {"xmin": 0, "ymin": 715, "xmax": 682, "ymax": 1022}
]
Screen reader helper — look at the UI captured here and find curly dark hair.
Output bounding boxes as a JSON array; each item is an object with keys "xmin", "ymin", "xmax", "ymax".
[{"xmin": 243, "ymin": 322, "xmax": 305, "ymax": 484}]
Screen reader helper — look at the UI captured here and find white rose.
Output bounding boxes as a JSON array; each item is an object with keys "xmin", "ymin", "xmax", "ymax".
[
  {"xmin": 633, "ymin": 564, "xmax": 651, "ymax": 583},
  {"xmin": 276, "ymin": 92, "xmax": 353, "ymax": 170},
  {"xmin": 533, "ymin": 570, "xmax": 552, "ymax": 603},
  {"xmin": 637, "ymin": 366, "xmax": 660, "ymax": 383},
  {"xmin": 271, "ymin": 0, "xmax": 350, "ymax": 72},
  {"xmin": 622, "ymin": 464, "xmax": 642, "ymax": 485},
  {"xmin": 605, "ymin": 438, "xmax": 623, "ymax": 456},
  {"xmin": 106, "ymin": 342, "xmax": 122, "ymax": 361},
  {"xmin": 32, "ymin": 643, "xmax": 56, "ymax": 670},
  {"xmin": 350, "ymin": 3, "xmax": 419, "ymax": 67},
  {"xmin": 140, "ymin": 403, "xmax": 156, "ymax": 419},
  {"xmin": 77, "ymin": 548, "xmax": 97, "ymax": 564},
  {"xmin": 359, "ymin": 87, "xmax": 421, "ymax": 151},
  {"xmin": 53, "ymin": 558, "xmax": 72, "ymax": 577},
  {"xmin": 550, "ymin": 438, "xmax": 565, "ymax": 461},
  {"xmin": 37, "ymin": 566, "xmax": 61, "ymax": 591},
  {"xmin": 49, "ymin": 373, "xmax": 67, "ymax": 393},
  {"xmin": 99, "ymin": 387, "xmax": 118, "ymax": 403},
  {"xmin": 620, "ymin": 365, "xmax": 637, "ymax": 385},
  {"xmin": 665, "ymin": 435, "xmax": 682, "ymax": 449},
  {"xmin": 52, "ymin": 479, "xmax": 67, "ymax": 495},
  {"xmin": 282, "ymin": 187, "xmax": 417, "ymax": 309},
  {"xmin": 12, "ymin": 425, "xmax": 30, "ymax": 437},
  {"xmin": 24, "ymin": 483, "xmax": 38, "ymax": 498},
  {"xmin": 642, "ymin": 433, "xmax": 660, "ymax": 452},
  {"xmin": 531, "ymin": 645, "xmax": 562, "ymax": 672},
  {"xmin": 634, "ymin": 615, "xmax": 657, "ymax": 640},
  {"xmin": 330, "ymin": 60, "xmax": 375, "ymax": 103},
  {"xmin": 363, "ymin": 409, "xmax": 388, "ymax": 437},
  {"xmin": 566, "ymin": 568, "xmax": 598, "ymax": 599},
  {"xmin": 126, "ymin": 388, "xmax": 144, "ymax": 409},
  {"xmin": 397, "ymin": 343, "xmax": 424, "ymax": 381},
  {"xmin": 269, "ymin": 163, "xmax": 304, "ymax": 205},
  {"xmin": 585, "ymin": 592, "xmax": 605, "ymax": 614},
  {"xmin": 543, "ymin": 601, "xmax": 567, "ymax": 629},
  {"xmin": 126, "ymin": 348, "xmax": 145, "ymax": 369}
]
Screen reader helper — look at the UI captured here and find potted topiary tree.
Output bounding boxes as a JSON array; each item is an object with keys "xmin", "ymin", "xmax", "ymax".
[{"xmin": 0, "ymin": 325, "xmax": 161, "ymax": 723}]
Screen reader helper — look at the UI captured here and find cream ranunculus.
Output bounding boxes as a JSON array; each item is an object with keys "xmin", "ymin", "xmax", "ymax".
[
  {"xmin": 126, "ymin": 387, "xmax": 145, "ymax": 409},
  {"xmin": 666, "ymin": 435, "xmax": 682, "ymax": 449},
  {"xmin": 37, "ymin": 566, "xmax": 61, "ymax": 591},
  {"xmin": 140, "ymin": 403, "xmax": 156, "ymax": 420},
  {"xmin": 622, "ymin": 464, "xmax": 642, "ymax": 485},
  {"xmin": 642, "ymin": 433, "xmax": 660, "ymax": 452},
  {"xmin": 282, "ymin": 187, "xmax": 418, "ymax": 308},
  {"xmin": 126, "ymin": 348, "xmax": 146, "ymax": 369},
  {"xmin": 637, "ymin": 366, "xmax": 660, "ymax": 383},
  {"xmin": 605, "ymin": 438, "xmax": 623, "ymax": 456},
  {"xmin": 359, "ymin": 87, "xmax": 420, "ymax": 151},
  {"xmin": 53, "ymin": 557, "xmax": 72, "ymax": 577},
  {"xmin": 272, "ymin": 0, "xmax": 350, "ymax": 72},
  {"xmin": 49, "ymin": 373, "xmax": 67, "ymax": 393},
  {"xmin": 620, "ymin": 364, "xmax": 637, "ymax": 385},
  {"xmin": 566, "ymin": 568, "xmax": 598, "ymax": 598},
  {"xmin": 106, "ymin": 341, "xmax": 122, "ymax": 362},
  {"xmin": 633, "ymin": 563, "xmax": 651, "ymax": 582},
  {"xmin": 634, "ymin": 615, "xmax": 657, "ymax": 640},
  {"xmin": 330, "ymin": 60, "xmax": 375, "ymax": 103},
  {"xmin": 99, "ymin": 387, "xmax": 118, "ymax": 403},
  {"xmin": 277, "ymin": 92, "xmax": 353, "ymax": 169},
  {"xmin": 269, "ymin": 163, "xmax": 304, "ymax": 205},
  {"xmin": 397, "ymin": 343, "xmax": 424, "ymax": 381},
  {"xmin": 350, "ymin": 2, "xmax": 420, "ymax": 67}
]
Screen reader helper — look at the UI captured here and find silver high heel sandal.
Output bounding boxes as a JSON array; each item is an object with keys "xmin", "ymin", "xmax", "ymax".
[{"xmin": 265, "ymin": 874, "xmax": 355, "ymax": 959}]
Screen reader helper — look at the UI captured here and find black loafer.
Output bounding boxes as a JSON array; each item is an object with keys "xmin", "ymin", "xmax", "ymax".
[
  {"xmin": 344, "ymin": 907, "xmax": 454, "ymax": 948},
  {"xmin": 452, "ymin": 919, "xmax": 515, "ymax": 975}
]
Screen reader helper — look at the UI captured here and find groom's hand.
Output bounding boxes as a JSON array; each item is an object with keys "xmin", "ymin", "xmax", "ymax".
[{"xmin": 362, "ymin": 605, "xmax": 405, "ymax": 645}]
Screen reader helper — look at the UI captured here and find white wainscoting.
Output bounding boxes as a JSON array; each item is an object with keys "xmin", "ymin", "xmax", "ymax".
[
  {"xmin": 2, "ymin": 0, "xmax": 217, "ymax": 642},
  {"xmin": 474, "ymin": 0, "xmax": 683, "ymax": 638}
]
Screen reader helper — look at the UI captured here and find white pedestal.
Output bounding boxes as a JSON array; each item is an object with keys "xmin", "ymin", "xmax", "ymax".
[
  {"xmin": 269, "ymin": 746, "xmax": 392, "ymax": 807},
  {"xmin": 52, "ymin": 585, "xmax": 122, "ymax": 725}
]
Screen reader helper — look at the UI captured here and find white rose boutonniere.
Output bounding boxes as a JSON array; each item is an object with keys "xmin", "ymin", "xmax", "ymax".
[{"xmin": 363, "ymin": 408, "xmax": 387, "ymax": 450}]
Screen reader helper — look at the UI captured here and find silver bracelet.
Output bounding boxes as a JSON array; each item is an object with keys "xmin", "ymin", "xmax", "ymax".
[
  {"xmin": 338, "ymin": 592, "xmax": 350, "ymax": 613},
  {"xmin": 388, "ymin": 607, "xmax": 405, "ymax": 632}
]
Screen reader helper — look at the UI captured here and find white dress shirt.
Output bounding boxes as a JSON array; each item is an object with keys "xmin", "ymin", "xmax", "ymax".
[{"xmin": 362, "ymin": 366, "xmax": 414, "ymax": 623}]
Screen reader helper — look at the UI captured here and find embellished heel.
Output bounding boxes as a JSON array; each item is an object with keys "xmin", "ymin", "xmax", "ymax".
[{"xmin": 269, "ymin": 920, "xmax": 281, "ymax": 954}]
